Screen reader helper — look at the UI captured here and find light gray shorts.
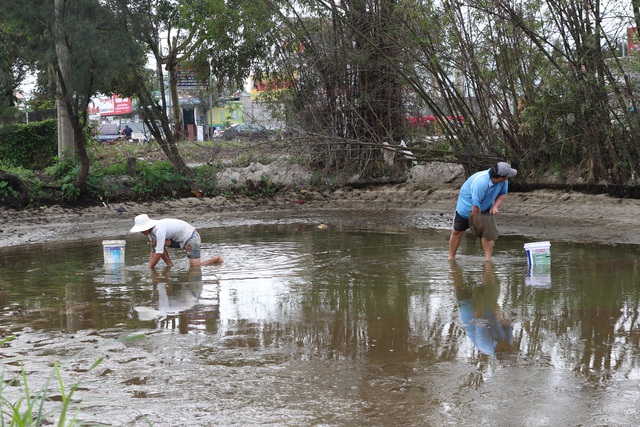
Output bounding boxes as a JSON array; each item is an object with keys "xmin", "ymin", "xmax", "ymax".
[
  {"xmin": 183, "ymin": 231, "xmax": 202, "ymax": 259},
  {"xmin": 168, "ymin": 230, "xmax": 201, "ymax": 259}
]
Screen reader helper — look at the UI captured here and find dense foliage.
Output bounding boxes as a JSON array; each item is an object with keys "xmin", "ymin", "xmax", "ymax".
[
  {"xmin": 259, "ymin": 0, "xmax": 640, "ymax": 184},
  {"xmin": 3, "ymin": 0, "xmax": 640, "ymax": 190},
  {"xmin": 0, "ymin": 119, "xmax": 56, "ymax": 169}
]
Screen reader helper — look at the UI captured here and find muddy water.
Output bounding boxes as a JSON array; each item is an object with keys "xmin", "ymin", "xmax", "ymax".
[{"xmin": 1, "ymin": 224, "xmax": 640, "ymax": 426}]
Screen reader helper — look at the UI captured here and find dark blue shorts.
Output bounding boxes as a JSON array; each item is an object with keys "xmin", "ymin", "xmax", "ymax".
[{"xmin": 453, "ymin": 211, "xmax": 470, "ymax": 231}]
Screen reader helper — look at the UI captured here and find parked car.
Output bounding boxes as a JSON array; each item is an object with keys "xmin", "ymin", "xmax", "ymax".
[
  {"xmin": 223, "ymin": 123, "xmax": 270, "ymax": 140},
  {"xmin": 92, "ymin": 122, "xmax": 151, "ymax": 144},
  {"xmin": 93, "ymin": 123, "xmax": 122, "ymax": 144}
]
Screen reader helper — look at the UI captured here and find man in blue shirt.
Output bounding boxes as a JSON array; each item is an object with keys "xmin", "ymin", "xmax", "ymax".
[
  {"xmin": 122, "ymin": 125, "xmax": 133, "ymax": 140},
  {"xmin": 448, "ymin": 162, "xmax": 517, "ymax": 261}
]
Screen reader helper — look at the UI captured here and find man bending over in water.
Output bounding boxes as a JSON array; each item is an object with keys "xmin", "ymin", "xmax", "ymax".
[{"xmin": 130, "ymin": 214, "xmax": 223, "ymax": 269}]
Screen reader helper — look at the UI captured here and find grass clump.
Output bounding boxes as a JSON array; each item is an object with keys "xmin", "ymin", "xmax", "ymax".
[{"xmin": 0, "ymin": 345, "xmax": 103, "ymax": 426}]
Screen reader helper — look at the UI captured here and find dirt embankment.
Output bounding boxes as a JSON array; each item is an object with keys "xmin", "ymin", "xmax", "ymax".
[
  {"xmin": 1, "ymin": 160, "xmax": 639, "ymax": 248},
  {"xmin": 2, "ymin": 174, "xmax": 640, "ymax": 249}
]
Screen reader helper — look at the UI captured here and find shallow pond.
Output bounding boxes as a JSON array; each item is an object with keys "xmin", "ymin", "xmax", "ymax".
[{"xmin": 1, "ymin": 223, "xmax": 640, "ymax": 426}]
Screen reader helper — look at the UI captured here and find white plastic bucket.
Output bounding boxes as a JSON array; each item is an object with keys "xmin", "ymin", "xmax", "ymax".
[
  {"xmin": 102, "ymin": 240, "xmax": 126, "ymax": 264},
  {"xmin": 524, "ymin": 241, "xmax": 550, "ymax": 266}
]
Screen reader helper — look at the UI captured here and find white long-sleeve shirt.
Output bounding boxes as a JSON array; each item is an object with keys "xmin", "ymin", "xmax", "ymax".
[{"xmin": 148, "ymin": 218, "xmax": 196, "ymax": 254}]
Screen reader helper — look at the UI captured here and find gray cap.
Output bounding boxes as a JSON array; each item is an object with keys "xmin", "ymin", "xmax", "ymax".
[{"xmin": 493, "ymin": 162, "xmax": 517, "ymax": 178}]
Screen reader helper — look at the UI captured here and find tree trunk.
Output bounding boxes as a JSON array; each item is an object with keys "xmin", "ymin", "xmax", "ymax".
[
  {"xmin": 157, "ymin": 134, "xmax": 193, "ymax": 176},
  {"xmin": 54, "ymin": 0, "xmax": 74, "ymax": 159},
  {"xmin": 168, "ymin": 65, "xmax": 184, "ymax": 141},
  {"xmin": 73, "ymin": 126, "xmax": 91, "ymax": 193}
]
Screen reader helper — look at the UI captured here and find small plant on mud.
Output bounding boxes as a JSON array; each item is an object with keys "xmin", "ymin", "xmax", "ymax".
[
  {"xmin": 44, "ymin": 158, "xmax": 77, "ymax": 180},
  {"xmin": 250, "ymin": 175, "xmax": 283, "ymax": 197},
  {"xmin": 0, "ymin": 163, "xmax": 43, "ymax": 208},
  {"xmin": 309, "ymin": 171, "xmax": 337, "ymax": 189},
  {"xmin": 45, "ymin": 158, "xmax": 82, "ymax": 201},
  {"xmin": 309, "ymin": 171, "xmax": 321, "ymax": 186},
  {"xmin": 134, "ymin": 161, "xmax": 190, "ymax": 198},
  {"xmin": 61, "ymin": 181, "xmax": 81, "ymax": 200},
  {"xmin": 0, "ymin": 334, "xmax": 148, "ymax": 426},
  {"xmin": 192, "ymin": 164, "xmax": 222, "ymax": 197},
  {"xmin": 0, "ymin": 358, "xmax": 103, "ymax": 426},
  {"xmin": 0, "ymin": 180, "xmax": 19, "ymax": 200}
]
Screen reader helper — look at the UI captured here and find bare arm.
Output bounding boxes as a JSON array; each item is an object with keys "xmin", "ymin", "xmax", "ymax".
[
  {"xmin": 490, "ymin": 194, "xmax": 508, "ymax": 214},
  {"xmin": 149, "ymin": 239, "xmax": 174, "ymax": 269},
  {"xmin": 148, "ymin": 251, "xmax": 173, "ymax": 269},
  {"xmin": 160, "ymin": 250, "xmax": 173, "ymax": 266},
  {"xmin": 148, "ymin": 252, "xmax": 162, "ymax": 269}
]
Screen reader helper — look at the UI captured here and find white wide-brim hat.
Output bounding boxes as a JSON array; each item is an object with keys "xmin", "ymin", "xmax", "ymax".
[{"xmin": 130, "ymin": 214, "xmax": 159, "ymax": 233}]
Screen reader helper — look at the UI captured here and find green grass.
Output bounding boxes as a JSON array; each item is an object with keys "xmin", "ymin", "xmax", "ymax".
[{"xmin": 0, "ymin": 358, "xmax": 102, "ymax": 426}]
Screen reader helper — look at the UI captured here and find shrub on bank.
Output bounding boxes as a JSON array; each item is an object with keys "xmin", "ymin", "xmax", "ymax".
[
  {"xmin": 0, "ymin": 119, "xmax": 57, "ymax": 169},
  {"xmin": 0, "ymin": 163, "xmax": 44, "ymax": 209},
  {"xmin": 0, "ymin": 137, "xmax": 301, "ymax": 209}
]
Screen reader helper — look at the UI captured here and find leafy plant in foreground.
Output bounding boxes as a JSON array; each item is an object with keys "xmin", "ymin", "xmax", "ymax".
[
  {"xmin": 0, "ymin": 334, "xmax": 148, "ymax": 426},
  {"xmin": 0, "ymin": 358, "xmax": 103, "ymax": 427}
]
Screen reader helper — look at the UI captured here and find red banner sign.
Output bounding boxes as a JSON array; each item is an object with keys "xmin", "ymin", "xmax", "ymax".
[{"xmin": 93, "ymin": 95, "xmax": 133, "ymax": 117}]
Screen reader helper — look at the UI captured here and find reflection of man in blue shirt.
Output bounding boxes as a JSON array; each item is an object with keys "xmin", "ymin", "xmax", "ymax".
[
  {"xmin": 458, "ymin": 301, "xmax": 513, "ymax": 356},
  {"xmin": 450, "ymin": 260, "xmax": 513, "ymax": 357},
  {"xmin": 448, "ymin": 162, "xmax": 517, "ymax": 261}
]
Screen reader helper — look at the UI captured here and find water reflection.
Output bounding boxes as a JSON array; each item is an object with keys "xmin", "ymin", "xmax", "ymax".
[
  {"xmin": 135, "ymin": 268, "xmax": 219, "ymax": 334},
  {"xmin": 100, "ymin": 263, "xmax": 128, "ymax": 285},
  {"xmin": 3, "ymin": 227, "xmax": 640, "ymax": 424},
  {"xmin": 525, "ymin": 263, "xmax": 552, "ymax": 288},
  {"xmin": 450, "ymin": 260, "xmax": 513, "ymax": 357},
  {"xmin": 2, "ymin": 231, "xmax": 639, "ymax": 370},
  {"xmin": 65, "ymin": 281, "xmax": 97, "ymax": 333}
]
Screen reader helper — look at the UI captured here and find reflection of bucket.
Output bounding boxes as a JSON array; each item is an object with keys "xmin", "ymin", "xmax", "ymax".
[
  {"xmin": 526, "ymin": 264, "xmax": 552, "ymax": 288},
  {"xmin": 104, "ymin": 263, "xmax": 126, "ymax": 284},
  {"xmin": 524, "ymin": 241, "xmax": 550, "ymax": 266},
  {"xmin": 102, "ymin": 240, "xmax": 126, "ymax": 264}
]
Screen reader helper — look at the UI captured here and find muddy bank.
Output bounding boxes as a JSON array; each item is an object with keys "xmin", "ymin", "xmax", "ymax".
[{"xmin": 2, "ymin": 182, "xmax": 640, "ymax": 249}]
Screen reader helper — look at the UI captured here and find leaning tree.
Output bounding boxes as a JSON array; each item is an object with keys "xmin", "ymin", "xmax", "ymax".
[{"xmin": 2, "ymin": 0, "xmax": 146, "ymax": 194}]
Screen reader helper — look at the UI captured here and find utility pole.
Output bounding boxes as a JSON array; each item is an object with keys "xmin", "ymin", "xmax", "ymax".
[{"xmin": 55, "ymin": 0, "xmax": 75, "ymax": 159}]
